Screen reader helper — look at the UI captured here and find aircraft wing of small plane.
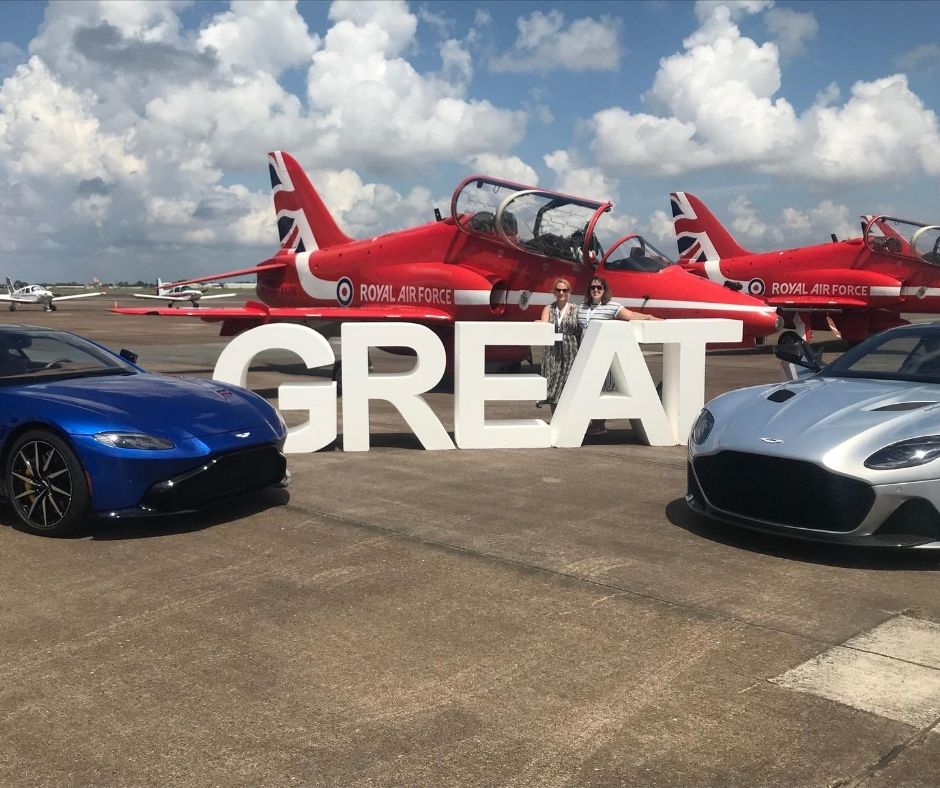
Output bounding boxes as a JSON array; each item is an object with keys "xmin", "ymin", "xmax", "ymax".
[
  {"xmin": 112, "ymin": 301, "xmax": 454, "ymax": 322},
  {"xmin": 131, "ymin": 293, "xmax": 238, "ymax": 301},
  {"xmin": 51, "ymin": 291, "xmax": 105, "ymax": 301}
]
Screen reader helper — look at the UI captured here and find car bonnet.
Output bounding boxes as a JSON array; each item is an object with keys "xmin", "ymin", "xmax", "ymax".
[
  {"xmin": 12, "ymin": 374, "xmax": 275, "ymax": 439},
  {"xmin": 708, "ymin": 377, "xmax": 940, "ymax": 461}
]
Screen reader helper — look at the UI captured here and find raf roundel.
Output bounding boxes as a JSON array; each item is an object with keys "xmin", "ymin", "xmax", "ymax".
[
  {"xmin": 336, "ymin": 277, "xmax": 354, "ymax": 306},
  {"xmin": 747, "ymin": 278, "xmax": 766, "ymax": 297}
]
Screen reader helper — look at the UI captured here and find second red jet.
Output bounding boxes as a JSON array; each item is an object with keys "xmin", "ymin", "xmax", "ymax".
[{"xmin": 672, "ymin": 191, "xmax": 940, "ymax": 343}]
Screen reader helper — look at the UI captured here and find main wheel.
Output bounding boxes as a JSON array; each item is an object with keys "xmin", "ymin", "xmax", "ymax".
[
  {"xmin": 49, "ymin": 303, "xmax": 57, "ymax": 312},
  {"xmin": 9, "ymin": 303, "xmax": 15, "ymax": 312},
  {"xmin": 5, "ymin": 430, "xmax": 90, "ymax": 536}
]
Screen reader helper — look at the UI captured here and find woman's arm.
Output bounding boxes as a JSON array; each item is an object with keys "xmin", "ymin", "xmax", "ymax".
[
  {"xmin": 538, "ymin": 305, "xmax": 551, "ymax": 322},
  {"xmin": 616, "ymin": 307, "xmax": 661, "ymax": 321}
]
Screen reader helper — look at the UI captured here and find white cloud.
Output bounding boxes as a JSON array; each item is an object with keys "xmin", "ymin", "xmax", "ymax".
[
  {"xmin": 729, "ymin": 195, "xmax": 771, "ymax": 242},
  {"xmin": 590, "ymin": 3, "xmax": 940, "ymax": 187},
  {"xmin": 895, "ymin": 43, "xmax": 940, "ymax": 74},
  {"xmin": 464, "ymin": 153, "xmax": 538, "ymax": 185},
  {"xmin": 694, "ymin": 0, "xmax": 772, "ymax": 24},
  {"xmin": 303, "ymin": 2, "xmax": 525, "ymax": 171},
  {"xmin": 0, "ymin": 57, "xmax": 144, "ymax": 181},
  {"xmin": 489, "ymin": 10, "xmax": 621, "ymax": 73},
  {"xmin": 764, "ymin": 7, "xmax": 818, "ymax": 58},
  {"xmin": 198, "ymin": 0, "xmax": 320, "ymax": 75}
]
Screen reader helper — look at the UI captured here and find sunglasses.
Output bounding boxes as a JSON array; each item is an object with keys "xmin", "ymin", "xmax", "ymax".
[
  {"xmin": 554, "ymin": 287, "xmax": 570, "ymax": 293},
  {"xmin": 590, "ymin": 284, "xmax": 604, "ymax": 291}
]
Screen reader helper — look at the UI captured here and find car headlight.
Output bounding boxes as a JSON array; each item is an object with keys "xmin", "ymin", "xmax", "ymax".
[
  {"xmin": 94, "ymin": 432, "xmax": 175, "ymax": 450},
  {"xmin": 864, "ymin": 436, "xmax": 940, "ymax": 469},
  {"xmin": 691, "ymin": 408, "xmax": 715, "ymax": 445}
]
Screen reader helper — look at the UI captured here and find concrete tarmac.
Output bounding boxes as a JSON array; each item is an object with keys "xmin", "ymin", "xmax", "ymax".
[{"xmin": 1, "ymin": 299, "xmax": 938, "ymax": 787}]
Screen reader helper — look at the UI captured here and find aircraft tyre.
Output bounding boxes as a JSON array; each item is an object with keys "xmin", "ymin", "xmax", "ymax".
[
  {"xmin": 50, "ymin": 303, "xmax": 57, "ymax": 312},
  {"xmin": 8, "ymin": 303, "xmax": 15, "ymax": 312},
  {"xmin": 5, "ymin": 429, "xmax": 90, "ymax": 537}
]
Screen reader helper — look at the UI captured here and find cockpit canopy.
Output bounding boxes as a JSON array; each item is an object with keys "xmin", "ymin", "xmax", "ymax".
[
  {"xmin": 453, "ymin": 175, "xmax": 613, "ymax": 265},
  {"xmin": 864, "ymin": 216, "xmax": 940, "ymax": 266}
]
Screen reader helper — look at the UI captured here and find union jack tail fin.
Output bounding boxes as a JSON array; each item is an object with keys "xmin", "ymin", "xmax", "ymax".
[
  {"xmin": 5, "ymin": 277, "xmax": 14, "ymax": 294},
  {"xmin": 670, "ymin": 192, "xmax": 753, "ymax": 262},
  {"xmin": 268, "ymin": 151, "xmax": 353, "ymax": 253}
]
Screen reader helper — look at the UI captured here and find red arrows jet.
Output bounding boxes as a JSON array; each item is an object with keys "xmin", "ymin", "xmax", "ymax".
[
  {"xmin": 671, "ymin": 191, "xmax": 940, "ymax": 343},
  {"xmin": 114, "ymin": 153, "xmax": 780, "ymax": 364}
]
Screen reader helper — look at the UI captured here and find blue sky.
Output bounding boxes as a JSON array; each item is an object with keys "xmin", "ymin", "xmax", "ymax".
[{"xmin": 0, "ymin": 0, "xmax": 938, "ymax": 283}]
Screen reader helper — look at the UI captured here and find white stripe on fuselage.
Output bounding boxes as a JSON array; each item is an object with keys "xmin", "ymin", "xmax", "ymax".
[{"xmin": 703, "ymin": 259, "xmax": 727, "ymax": 283}]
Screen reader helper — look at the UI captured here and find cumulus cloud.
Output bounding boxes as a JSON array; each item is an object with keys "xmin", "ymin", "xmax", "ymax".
[
  {"xmin": 198, "ymin": 0, "xmax": 320, "ymax": 75},
  {"xmin": 764, "ymin": 7, "xmax": 817, "ymax": 58},
  {"xmin": 464, "ymin": 153, "xmax": 538, "ymax": 185},
  {"xmin": 590, "ymin": 3, "xmax": 940, "ymax": 187},
  {"xmin": 0, "ymin": 0, "xmax": 530, "ymax": 280},
  {"xmin": 896, "ymin": 43, "xmax": 940, "ymax": 74},
  {"xmin": 489, "ymin": 10, "xmax": 621, "ymax": 73},
  {"xmin": 302, "ymin": 0, "xmax": 525, "ymax": 171}
]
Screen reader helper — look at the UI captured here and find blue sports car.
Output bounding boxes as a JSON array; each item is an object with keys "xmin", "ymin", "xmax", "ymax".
[{"xmin": 0, "ymin": 325, "xmax": 289, "ymax": 536}]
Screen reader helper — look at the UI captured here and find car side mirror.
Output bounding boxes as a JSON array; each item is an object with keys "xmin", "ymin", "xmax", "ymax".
[{"xmin": 119, "ymin": 348, "xmax": 139, "ymax": 364}]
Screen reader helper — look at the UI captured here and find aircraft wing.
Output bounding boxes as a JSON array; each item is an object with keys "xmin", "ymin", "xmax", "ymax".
[
  {"xmin": 51, "ymin": 291, "xmax": 105, "ymax": 301},
  {"xmin": 766, "ymin": 295, "xmax": 870, "ymax": 310},
  {"xmin": 132, "ymin": 293, "xmax": 193, "ymax": 301},
  {"xmin": 198, "ymin": 293, "xmax": 238, "ymax": 300},
  {"xmin": 112, "ymin": 302, "xmax": 455, "ymax": 322}
]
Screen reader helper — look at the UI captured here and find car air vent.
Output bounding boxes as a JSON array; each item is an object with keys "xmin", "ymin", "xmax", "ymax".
[
  {"xmin": 767, "ymin": 389, "xmax": 796, "ymax": 403},
  {"xmin": 872, "ymin": 401, "xmax": 937, "ymax": 412}
]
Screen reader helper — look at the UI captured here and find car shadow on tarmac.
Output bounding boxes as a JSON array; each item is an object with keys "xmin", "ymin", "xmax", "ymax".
[
  {"xmin": 0, "ymin": 489, "xmax": 291, "ymax": 541},
  {"xmin": 665, "ymin": 498, "xmax": 940, "ymax": 570}
]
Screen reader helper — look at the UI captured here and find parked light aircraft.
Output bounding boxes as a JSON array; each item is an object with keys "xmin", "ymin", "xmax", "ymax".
[
  {"xmin": 113, "ymin": 152, "xmax": 781, "ymax": 365},
  {"xmin": 132, "ymin": 278, "xmax": 237, "ymax": 308},
  {"xmin": 671, "ymin": 192, "xmax": 940, "ymax": 343},
  {"xmin": 1, "ymin": 278, "xmax": 104, "ymax": 312}
]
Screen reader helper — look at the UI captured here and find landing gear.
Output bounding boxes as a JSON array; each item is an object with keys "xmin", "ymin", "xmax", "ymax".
[{"xmin": 8, "ymin": 303, "xmax": 15, "ymax": 312}]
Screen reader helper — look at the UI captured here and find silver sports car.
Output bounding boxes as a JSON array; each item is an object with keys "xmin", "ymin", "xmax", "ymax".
[{"xmin": 687, "ymin": 325, "xmax": 940, "ymax": 548}]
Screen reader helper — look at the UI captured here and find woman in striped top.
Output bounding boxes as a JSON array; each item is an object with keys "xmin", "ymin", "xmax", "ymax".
[{"xmin": 578, "ymin": 276, "xmax": 659, "ymax": 435}]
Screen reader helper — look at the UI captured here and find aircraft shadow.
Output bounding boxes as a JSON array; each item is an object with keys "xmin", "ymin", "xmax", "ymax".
[{"xmin": 665, "ymin": 498, "xmax": 940, "ymax": 570}]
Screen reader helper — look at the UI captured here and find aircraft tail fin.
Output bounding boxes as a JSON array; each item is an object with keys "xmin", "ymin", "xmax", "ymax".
[
  {"xmin": 5, "ymin": 277, "xmax": 14, "ymax": 294},
  {"xmin": 268, "ymin": 151, "xmax": 353, "ymax": 253},
  {"xmin": 670, "ymin": 192, "xmax": 753, "ymax": 261}
]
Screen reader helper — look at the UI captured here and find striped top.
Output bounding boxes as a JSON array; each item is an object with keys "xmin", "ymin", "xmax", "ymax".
[{"xmin": 577, "ymin": 302, "xmax": 623, "ymax": 330}]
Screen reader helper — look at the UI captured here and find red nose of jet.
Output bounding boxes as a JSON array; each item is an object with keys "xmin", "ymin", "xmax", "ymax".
[{"xmin": 643, "ymin": 267, "xmax": 780, "ymax": 341}]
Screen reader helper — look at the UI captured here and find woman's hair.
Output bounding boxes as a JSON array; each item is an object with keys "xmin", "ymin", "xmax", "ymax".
[
  {"xmin": 585, "ymin": 276, "xmax": 612, "ymax": 305},
  {"xmin": 553, "ymin": 277, "xmax": 572, "ymax": 295}
]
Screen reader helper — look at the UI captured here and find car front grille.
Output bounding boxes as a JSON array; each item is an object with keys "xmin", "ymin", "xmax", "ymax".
[
  {"xmin": 140, "ymin": 446, "xmax": 287, "ymax": 513},
  {"xmin": 692, "ymin": 451, "xmax": 874, "ymax": 532}
]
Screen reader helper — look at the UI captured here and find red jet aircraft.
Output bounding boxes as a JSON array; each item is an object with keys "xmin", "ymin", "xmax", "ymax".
[
  {"xmin": 671, "ymin": 191, "xmax": 940, "ymax": 343},
  {"xmin": 114, "ymin": 152, "xmax": 781, "ymax": 364}
]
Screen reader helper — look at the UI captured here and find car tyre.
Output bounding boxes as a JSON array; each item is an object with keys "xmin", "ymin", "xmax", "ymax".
[{"xmin": 5, "ymin": 430, "xmax": 90, "ymax": 537}]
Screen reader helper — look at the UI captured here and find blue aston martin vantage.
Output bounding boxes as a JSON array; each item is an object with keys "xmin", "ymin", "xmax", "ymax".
[{"xmin": 0, "ymin": 325, "xmax": 288, "ymax": 536}]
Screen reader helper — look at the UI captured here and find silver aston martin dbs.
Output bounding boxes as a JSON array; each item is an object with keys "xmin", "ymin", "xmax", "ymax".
[{"xmin": 687, "ymin": 324, "xmax": 940, "ymax": 548}]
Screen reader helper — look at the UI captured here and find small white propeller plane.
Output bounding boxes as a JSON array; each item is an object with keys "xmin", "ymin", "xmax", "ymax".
[
  {"xmin": 1, "ymin": 277, "xmax": 105, "ymax": 312},
  {"xmin": 132, "ymin": 278, "xmax": 237, "ymax": 308}
]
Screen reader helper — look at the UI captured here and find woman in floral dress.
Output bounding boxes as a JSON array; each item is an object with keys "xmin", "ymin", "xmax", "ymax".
[{"xmin": 538, "ymin": 277, "xmax": 580, "ymax": 414}]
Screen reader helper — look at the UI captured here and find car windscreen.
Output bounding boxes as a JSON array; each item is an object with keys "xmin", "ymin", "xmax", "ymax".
[
  {"xmin": 822, "ymin": 332, "xmax": 940, "ymax": 384},
  {"xmin": 0, "ymin": 331, "xmax": 135, "ymax": 385}
]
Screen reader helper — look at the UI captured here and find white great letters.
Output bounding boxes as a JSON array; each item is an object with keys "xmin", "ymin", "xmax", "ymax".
[{"xmin": 212, "ymin": 319, "xmax": 741, "ymax": 453}]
